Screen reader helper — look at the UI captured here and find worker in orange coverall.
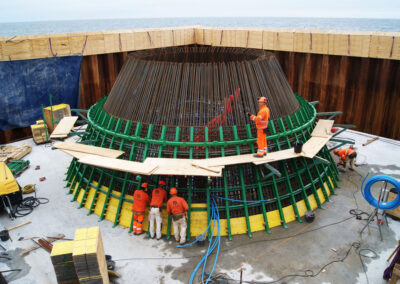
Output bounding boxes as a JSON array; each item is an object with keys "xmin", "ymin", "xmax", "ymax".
[
  {"xmin": 333, "ymin": 145, "xmax": 357, "ymax": 171},
  {"xmin": 132, "ymin": 182, "xmax": 150, "ymax": 235},
  {"xmin": 167, "ymin": 187, "xmax": 189, "ymax": 244},
  {"xmin": 247, "ymin": 96, "xmax": 270, "ymax": 157},
  {"xmin": 149, "ymin": 180, "xmax": 168, "ymax": 240}
]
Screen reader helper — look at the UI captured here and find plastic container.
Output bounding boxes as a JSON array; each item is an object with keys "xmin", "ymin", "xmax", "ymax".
[
  {"xmin": 294, "ymin": 141, "xmax": 303, "ymax": 153},
  {"xmin": 304, "ymin": 211, "xmax": 315, "ymax": 223},
  {"xmin": 196, "ymin": 235, "xmax": 206, "ymax": 247}
]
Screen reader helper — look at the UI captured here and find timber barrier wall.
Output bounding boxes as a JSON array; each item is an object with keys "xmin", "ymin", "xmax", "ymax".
[{"xmin": 1, "ymin": 27, "xmax": 399, "ymax": 142}]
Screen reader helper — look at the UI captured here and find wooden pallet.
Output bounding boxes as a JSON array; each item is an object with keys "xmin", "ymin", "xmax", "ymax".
[{"xmin": 0, "ymin": 144, "xmax": 32, "ymax": 163}]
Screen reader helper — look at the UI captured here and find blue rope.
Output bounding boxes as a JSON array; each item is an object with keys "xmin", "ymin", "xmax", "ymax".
[{"xmin": 212, "ymin": 194, "xmax": 270, "ymax": 204}]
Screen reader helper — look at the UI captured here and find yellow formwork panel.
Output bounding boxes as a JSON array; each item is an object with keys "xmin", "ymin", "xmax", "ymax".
[
  {"xmin": 94, "ymin": 192, "xmax": 106, "ymax": 216},
  {"xmin": 71, "ymin": 182, "xmax": 79, "ymax": 196},
  {"xmin": 85, "ymin": 187, "xmax": 96, "ymax": 210},
  {"xmin": 296, "ymin": 200, "xmax": 308, "ymax": 217},
  {"xmin": 249, "ymin": 213, "xmax": 267, "ymax": 232},
  {"xmin": 308, "ymin": 194, "xmax": 319, "ymax": 210},
  {"xmin": 190, "ymin": 203, "xmax": 208, "ymax": 236},
  {"xmin": 266, "ymin": 210, "xmax": 282, "ymax": 228},
  {"xmin": 72, "ymin": 178, "xmax": 333, "ymax": 236},
  {"xmin": 282, "ymin": 205, "xmax": 296, "ymax": 223},
  {"xmin": 119, "ymin": 197, "xmax": 134, "ymax": 228},
  {"xmin": 76, "ymin": 188, "xmax": 85, "ymax": 204},
  {"xmin": 230, "ymin": 217, "xmax": 247, "ymax": 235},
  {"xmin": 317, "ymin": 188, "xmax": 326, "ymax": 203},
  {"xmin": 104, "ymin": 191, "xmax": 121, "ymax": 222}
]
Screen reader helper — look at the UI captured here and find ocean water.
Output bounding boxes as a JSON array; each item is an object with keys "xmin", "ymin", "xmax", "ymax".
[{"xmin": 0, "ymin": 17, "xmax": 400, "ymax": 37}]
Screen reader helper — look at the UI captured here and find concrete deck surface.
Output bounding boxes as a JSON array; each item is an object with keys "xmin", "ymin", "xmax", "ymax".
[{"xmin": 1, "ymin": 128, "xmax": 400, "ymax": 284}]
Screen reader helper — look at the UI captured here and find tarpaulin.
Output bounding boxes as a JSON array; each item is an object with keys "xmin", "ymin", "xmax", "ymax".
[{"xmin": 0, "ymin": 56, "xmax": 82, "ymax": 130}]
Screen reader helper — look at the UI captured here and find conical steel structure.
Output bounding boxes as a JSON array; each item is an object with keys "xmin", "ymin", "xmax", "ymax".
[{"xmin": 66, "ymin": 46, "xmax": 338, "ymax": 239}]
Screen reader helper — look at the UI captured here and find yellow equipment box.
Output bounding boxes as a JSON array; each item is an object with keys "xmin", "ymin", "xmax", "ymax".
[
  {"xmin": 43, "ymin": 104, "xmax": 71, "ymax": 133},
  {"xmin": 0, "ymin": 162, "xmax": 20, "ymax": 196}
]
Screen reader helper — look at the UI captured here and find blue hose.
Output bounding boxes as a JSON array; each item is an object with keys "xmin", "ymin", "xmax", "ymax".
[
  {"xmin": 212, "ymin": 194, "xmax": 269, "ymax": 204},
  {"xmin": 188, "ymin": 197, "xmax": 221, "ymax": 284},
  {"xmin": 362, "ymin": 174, "xmax": 400, "ymax": 210}
]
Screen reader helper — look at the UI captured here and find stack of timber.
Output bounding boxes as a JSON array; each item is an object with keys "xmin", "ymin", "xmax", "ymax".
[
  {"xmin": 43, "ymin": 104, "xmax": 71, "ymax": 133},
  {"xmin": 50, "ymin": 116, "xmax": 78, "ymax": 139},
  {"xmin": 0, "ymin": 144, "xmax": 32, "ymax": 162},
  {"xmin": 73, "ymin": 226, "xmax": 109, "ymax": 284},
  {"xmin": 51, "ymin": 241, "xmax": 79, "ymax": 284},
  {"xmin": 30, "ymin": 120, "xmax": 48, "ymax": 144}
]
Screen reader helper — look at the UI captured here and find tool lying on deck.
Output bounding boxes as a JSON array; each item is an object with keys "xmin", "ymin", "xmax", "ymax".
[
  {"xmin": 0, "ymin": 221, "xmax": 31, "ymax": 242},
  {"xmin": 21, "ymin": 234, "xmax": 65, "ymax": 255}
]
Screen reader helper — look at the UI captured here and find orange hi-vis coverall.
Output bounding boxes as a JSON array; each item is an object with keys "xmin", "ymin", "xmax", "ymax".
[
  {"xmin": 334, "ymin": 148, "xmax": 356, "ymax": 161},
  {"xmin": 132, "ymin": 189, "xmax": 150, "ymax": 234},
  {"xmin": 333, "ymin": 148, "xmax": 357, "ymax": 170},
  {"xmin": 167, "ymin": 196, "xmax": 189, "ymax": 244},
  {"xmin": 149, "ymin": 187, "xmax": 167, "ymax": 239},
  {"xmin": 250, "ymin": 105, "xmax": 270, "ymax": 156}
]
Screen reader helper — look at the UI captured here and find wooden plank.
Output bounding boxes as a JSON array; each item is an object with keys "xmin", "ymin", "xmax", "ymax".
[
  {"xmin": 50, "ymin": 116, "xmax": 78, "ymax": 138},
  {"xmin": 363, "ymin": 137, "xmax": 379, "ymax": 146},
  {"xmin": 252, "ymin": 148, "xmax": 303, "ymax": 165},
  {"xmin": 302, "ymin": 136, "xmax": 332, "ymax": 158},
  {"xmin": 54, "ymin": 142, "xmax": 124, "ymax": 158},
  {"xmin": 59, "ymin": 149, "xmax": 88, "ymax": 159},
  {"xmin": 78, "ymin": 154, "xmax": 157, "ymax": 175},
  {"xmin": 145, "ymin": 157, "xmax": 223, "ymax": 177},
  {"xmin": 194, "ymin": 148, "xmax": 302, "ymax": 168},
  {"xmin": 311, "ymin": 119, "xmax": 334, "ymax": 137}
]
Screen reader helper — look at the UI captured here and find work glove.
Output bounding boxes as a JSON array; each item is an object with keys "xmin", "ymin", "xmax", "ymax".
[{"xmin": 246, "ymin": 112, "xmax": 250, "ymax": 117}]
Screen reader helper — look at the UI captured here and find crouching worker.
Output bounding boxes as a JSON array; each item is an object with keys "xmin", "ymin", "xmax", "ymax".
[
  {"xmin": 132, "ymin": 182, "xmax": 150, "ymax": 235},
  {"xmin": 149, "ymin": 180, "xmax": 168, "ymax": 240},
  {"xmin": 167, "ymin": 187, "xmax": 189, "ymax": 244},
  {"xmin": 333, "ymin": 145, "xmax": 357, "ymax": 171}
]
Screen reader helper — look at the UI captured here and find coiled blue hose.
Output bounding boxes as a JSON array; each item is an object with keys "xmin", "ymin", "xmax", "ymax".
[{"xmin": 361, "ymin": 174, "xmax": 400, "ymax": 210}]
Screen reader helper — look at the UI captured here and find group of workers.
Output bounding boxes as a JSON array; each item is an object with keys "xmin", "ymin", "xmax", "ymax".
[{"xmin": 132, "ymin": 180, "xmax": 189, "ymax": 244}]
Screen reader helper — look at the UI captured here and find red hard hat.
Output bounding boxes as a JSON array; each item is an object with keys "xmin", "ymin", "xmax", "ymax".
[
  {"xmin": 158, "ymin": 180, "xmax": 166, "ymax": 186},
  {"xmin": 141, "ymin": 182, "xmax": 148, "ymax": 188},
  {"xmin": 170, "ymin": 187, "xmax": 178, "ymax": 195}
]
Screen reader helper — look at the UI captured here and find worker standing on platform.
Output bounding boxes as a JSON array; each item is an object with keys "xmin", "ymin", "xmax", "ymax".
[
  {"xmin": 132, "ymin": 182, "xmax": 150, "ymax": 235},
  {"xmin": 167, "ymin": 187, "xmax": 189, "ymax": 244},
  {"xmin": 333, "ymin": 145, "xmax": 357, "ymax": 171},
  {"xmin": 149, "ymin": 180, "xmax": 168, "ymax": 240},
  {"xmin": 247, "ymin": 96, "xmax": 270, "ymax": 157}
]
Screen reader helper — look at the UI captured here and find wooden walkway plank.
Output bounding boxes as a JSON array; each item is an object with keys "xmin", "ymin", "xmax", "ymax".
[{"xmin": 54, "ymin": 141, "xmax": 124, "ymax": 158}]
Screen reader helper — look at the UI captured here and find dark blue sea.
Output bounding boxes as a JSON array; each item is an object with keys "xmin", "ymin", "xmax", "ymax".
[{"xmin": 0, "ymin": 17, "xmax": 400, "ymax": 37}]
